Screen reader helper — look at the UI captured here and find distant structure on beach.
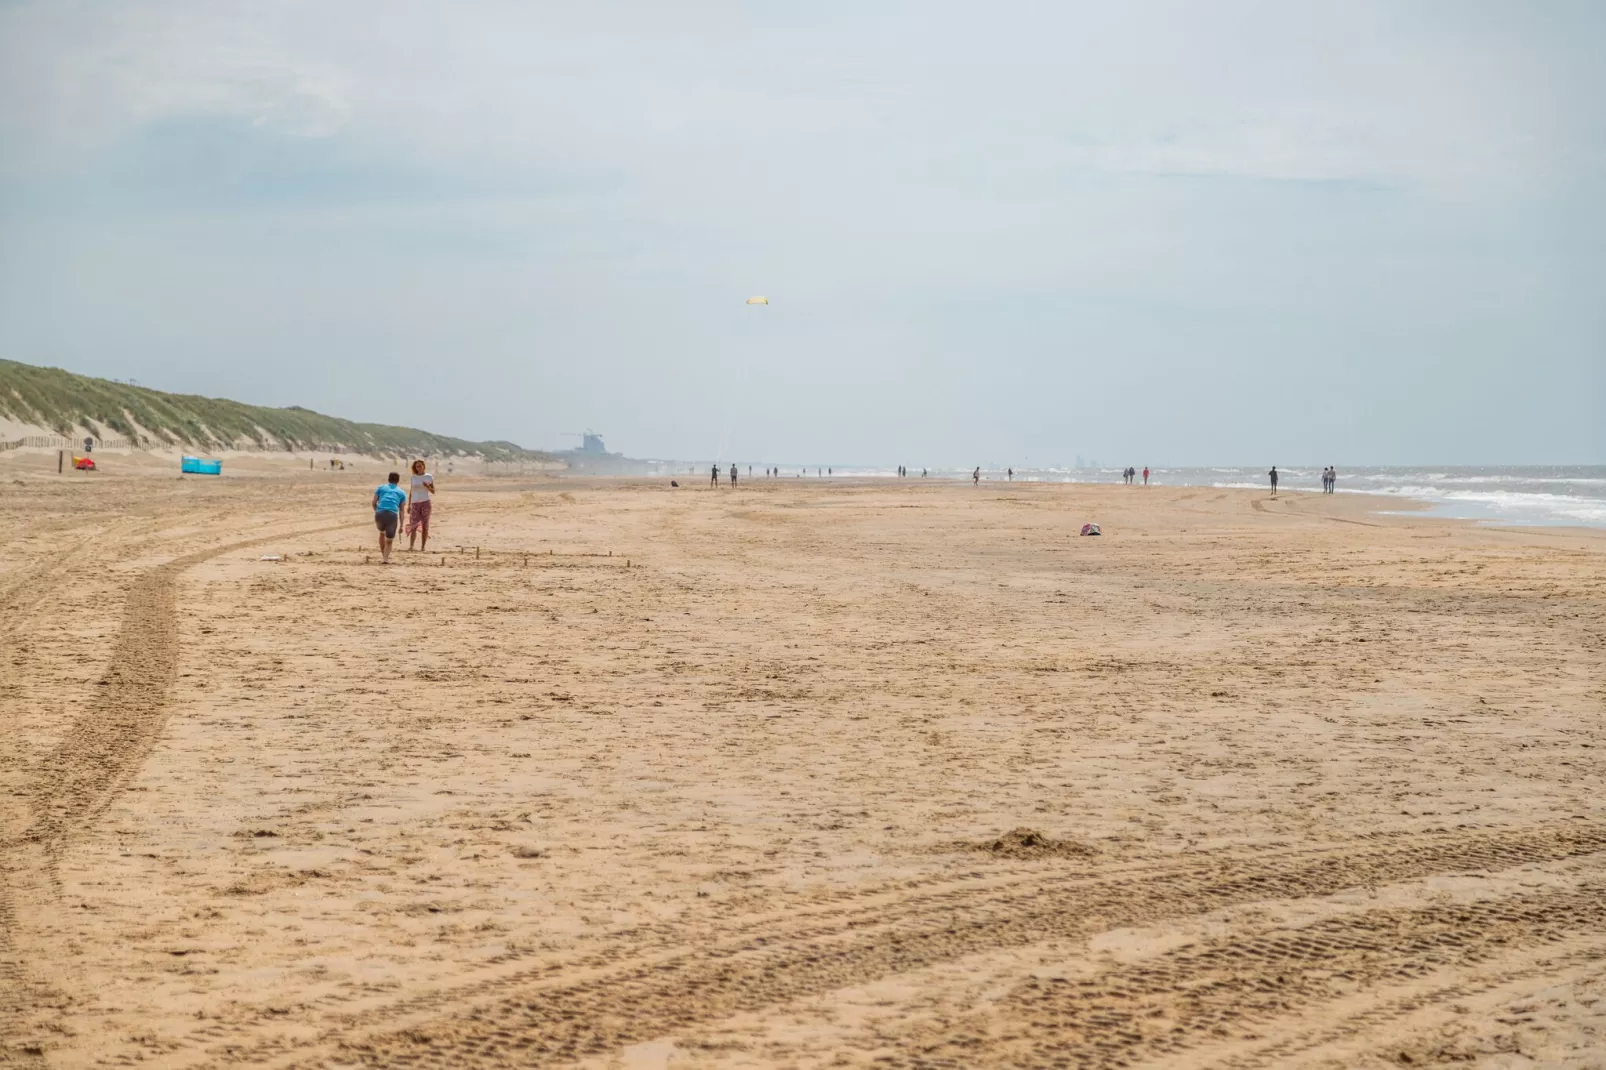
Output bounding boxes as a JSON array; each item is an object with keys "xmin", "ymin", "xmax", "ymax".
[
  {"xmin": 557, "ymin": 429, "xmax": 638, "ymax": 473},
  {"xmin": 565, "ymin": 430, "xmax": 608, "ymax": 454}
]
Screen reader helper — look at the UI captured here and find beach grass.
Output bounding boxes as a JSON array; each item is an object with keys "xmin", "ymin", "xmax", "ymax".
[{"xmin": 0, "ymin": 358, "xmax": 546, "ymax": 460}]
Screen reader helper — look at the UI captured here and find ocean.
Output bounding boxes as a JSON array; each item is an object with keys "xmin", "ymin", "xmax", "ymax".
[
  {"xmin": 1140, "ymin": 466, "xmax": 1606, "ymax": 529},
  {"xmin": 763, "ymin": 465, "xmax": 1606, "ymax": 530}
]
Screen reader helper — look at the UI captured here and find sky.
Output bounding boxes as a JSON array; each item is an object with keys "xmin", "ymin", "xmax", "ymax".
[{"xmin": 1, "ymin": 1, "xmax": 1602, "ymax": 466}]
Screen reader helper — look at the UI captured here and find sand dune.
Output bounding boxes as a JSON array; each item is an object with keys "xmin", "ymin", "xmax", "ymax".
[{"xmin": 2, "ymin": 457, "xmax": 1604, "ymax": 1068}]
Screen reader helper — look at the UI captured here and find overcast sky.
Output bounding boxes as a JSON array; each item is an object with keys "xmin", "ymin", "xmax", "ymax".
[{"xmin": 1, "ymin": 1, "xmax": 1601, "ymax": 465}]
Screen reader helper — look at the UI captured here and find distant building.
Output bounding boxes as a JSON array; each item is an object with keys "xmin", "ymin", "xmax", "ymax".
[{"xmin": 558, "ymin": 429, "xmax": 636, "ymax": 473}]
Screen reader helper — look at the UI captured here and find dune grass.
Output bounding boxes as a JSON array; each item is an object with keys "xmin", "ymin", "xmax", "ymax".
[{"xmin": 0, "ymin": 359, "xmax": 545, "ymax": 460}]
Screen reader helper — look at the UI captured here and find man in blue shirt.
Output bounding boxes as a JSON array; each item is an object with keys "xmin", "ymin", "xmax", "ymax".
[{"xmin": 372, "ymin": 471, "xmax": 407, "ymax": 564}]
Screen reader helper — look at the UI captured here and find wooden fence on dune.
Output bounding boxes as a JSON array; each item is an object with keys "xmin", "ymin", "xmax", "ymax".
[{"xmin": 0, "ymin": 435, "xmax": 134, "ymax": 452}]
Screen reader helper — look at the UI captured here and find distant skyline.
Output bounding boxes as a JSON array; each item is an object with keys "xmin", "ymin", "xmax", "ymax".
[{"xmin": 1, "ymin": 1, "xmax": 1601, "ymax": 466}]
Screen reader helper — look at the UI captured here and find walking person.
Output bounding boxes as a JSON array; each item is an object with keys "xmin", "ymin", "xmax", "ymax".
[
  {"xmin": 711, "ymin": 464, "xmax": 719, "ymax": 487},
  {"xmin": 972, "ymin": 466, "xmax": 981, "ymax": 485},
  {"xmin": 372, "ymin": 471, "xmax": 407, "ymax": 564},
  {"xmin": 406, "ymin": 459, "xmax": 435, "ymax": 552},
  {"xmin": 1143, "ymin": 466, "xmax": 1150, "ymax": 486},
  {"xmin": 1269, "ymin": 465, "xmax": 1279, "ymax": 497},
  {"xmin": 730, "ymin": 463, "xmax": 739, "ymax": 487}
]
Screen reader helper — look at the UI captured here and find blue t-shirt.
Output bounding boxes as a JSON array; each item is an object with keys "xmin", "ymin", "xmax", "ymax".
[{"xmin": 374, "ymin": 483, "xmax": 407, "ymax": 513}]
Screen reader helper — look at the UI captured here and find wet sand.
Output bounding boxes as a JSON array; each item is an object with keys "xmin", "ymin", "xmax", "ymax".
[{"xmin": 2, "ymin": 455, "xmax": 1604, "ymax": 1068}]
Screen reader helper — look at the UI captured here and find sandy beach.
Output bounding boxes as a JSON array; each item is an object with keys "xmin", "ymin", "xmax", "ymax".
[{"xmin": 2, "ymin": 454, "xmax": 1604, "ymax": 1069}]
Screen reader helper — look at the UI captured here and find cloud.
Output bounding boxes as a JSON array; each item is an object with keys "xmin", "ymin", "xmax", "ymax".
[
  {"xmin": 6, "ymin": 1, "xmax": 1599, "ymax": 188},
  {"xmin": 0, "ymin": 0, "xmax": 1600, "ymax": 463}
]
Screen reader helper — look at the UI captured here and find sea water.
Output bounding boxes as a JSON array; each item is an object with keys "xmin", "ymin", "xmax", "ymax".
[
  {"xmin": 1138, "ymin": 466, "xmax": 1606, "ymax": 529},
  {"xmin": 793, "ymin": 465, "xmax": 1606, "ymax": 530}
]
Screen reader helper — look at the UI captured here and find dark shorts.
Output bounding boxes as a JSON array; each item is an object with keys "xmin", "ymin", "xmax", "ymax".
[{"xmin": 375, "ymin": 509, "xmax": 399, "ymax": 538}]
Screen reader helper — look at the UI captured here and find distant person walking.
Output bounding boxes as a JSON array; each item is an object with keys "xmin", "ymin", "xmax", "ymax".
[
  {"xmin": 1269, "ymin": 466, "xmax": 1279, "ymax": 497},
  {"xmin": 711, "ymin": 464, "xmax": 719, "ymax": 487},
  {"xmin": 972, "ymin": 467, "xmax": 981, "ymax": 485},
  {"xmin": 1143, "ymin": 466, "xmax": 1150, "ymax": 486},
  {"xmin": 730, "ymin": 463, "xmax": 739, "ymax": 486},
  {"xmin": 372, "ymin": 472, "xmax": 407, "ymax": 564},
  {"xmin": 1328, "ymin": 466, "xmax": 1337, "ymax": 494},
  {"xmin": 406, "ymin": 459, "xmax": 435, "ymax": 552},
  {"xmin": 1007, "ymin": 467, "xmax": 1013, "ymax": 481}
]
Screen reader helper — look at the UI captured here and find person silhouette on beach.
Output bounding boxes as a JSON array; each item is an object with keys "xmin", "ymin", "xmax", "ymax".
[
  {"xmin": 1328, "ymin": 466, "xmax": 1337, "ymax": 494},
  {"xmin": 972, "ymin": 467, "xmax": 980, "ymax": 485},
  {"xmin": 406, "ymin": 459, "xmax": 435, "ymax": 552},
  {"xmin": 1143, "ymin": 467, "xmax": 1149, "ymax": 486},
  {"xmin": 1269, "ymin": 466, "xmax": 1279, "ymax": 497},
  {"xmin": 1008, "ymin": 467, "xmax": 1013, "ymax": 481},
  {"xmin": 372, "ymin": 472, "xmax": 406, "ymax": 564},
  {"xmin": 711, "ymin": 465, "xmax": 719, "ymax": 487},
  {"xmin": 730, "ymin": 464, "xmax": 738, "ymax": 486}
]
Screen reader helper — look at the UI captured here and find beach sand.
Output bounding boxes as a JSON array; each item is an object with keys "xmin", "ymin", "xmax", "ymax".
[{"xmin": 2, "ymin": 455, "xmax": 1604, "ymax": 1068}]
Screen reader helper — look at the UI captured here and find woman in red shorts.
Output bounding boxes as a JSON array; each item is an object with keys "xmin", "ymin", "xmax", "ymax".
[{"xmin": 406, "ymin": 459, "xmax": 435, "ymax": 551}]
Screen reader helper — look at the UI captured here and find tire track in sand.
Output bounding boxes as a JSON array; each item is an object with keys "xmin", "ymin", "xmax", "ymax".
[
  {"xmin": 0, "ymin": 539, "xmax": 94, "ymax": 1068},
  {"xmin": 181, "ymin": 821, "xmax": 1606, "ymax": 1069},
  {"xmin": 1205, "ymin": 941, "xmax": 1606, "ymax": 1070},
  {"xmin": 152, "ymin": 828, "xmax": 1521, "ymax": 1068},
  {"xmin": 874, "ymin": 882, "xmax": 1606, "ymax": 1069},
  {"xmin": 0, "ymin": 524, "xmax": 348, "ymax": 1064}
]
